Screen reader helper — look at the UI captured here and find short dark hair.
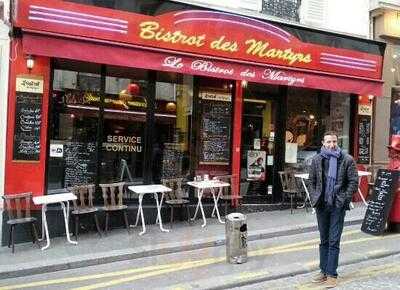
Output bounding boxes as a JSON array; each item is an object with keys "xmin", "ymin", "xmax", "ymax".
[{"xmin": 323, "ymin": 130, "xmax": 338, "ymax": 139}]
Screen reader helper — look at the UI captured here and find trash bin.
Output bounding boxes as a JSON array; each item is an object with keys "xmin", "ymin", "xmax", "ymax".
[{"xmin": 225, "ymin": 213, "xmax": 247, "ymax": 264}]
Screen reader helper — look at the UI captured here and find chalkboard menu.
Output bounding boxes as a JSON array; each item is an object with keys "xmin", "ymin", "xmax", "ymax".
[
  {"xmin": 13, "ymin": 91, "xmax": 42, "ymax": 161},
  {"xmin": 161, "ymin": 143, "xmax": 185, "ymax": 179},
  {"xmin": 361, "ymin": 169, "xmax": 400, "ymax": 235},
  {"xmin": 358, "ymin": 115, "xmax": 371, "ymax": 164},
  {"xmin": 64, "ymin": 142, "xmax": 97, "ymax": 187},
  {"xmin": 199, "ymin": 92, "xmax": 231, "ymax": 165}
]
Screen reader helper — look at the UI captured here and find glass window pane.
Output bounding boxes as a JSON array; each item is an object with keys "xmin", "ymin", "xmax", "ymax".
[
  {"xmin": 48, "ymin": 59, "xmax": 101, "ymax": 190},
  {"xmin": 152, "ymin": 73, "xmax": 193, "ymax": 183},
  {"xmin": 100, "ymin": 65, "xmax": 148, "ymax": 184}
]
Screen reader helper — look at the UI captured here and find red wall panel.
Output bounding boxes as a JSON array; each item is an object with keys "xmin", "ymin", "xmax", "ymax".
[{"xmin": 4, "ymin": 39, "xmax": 50, "ymax": 196}]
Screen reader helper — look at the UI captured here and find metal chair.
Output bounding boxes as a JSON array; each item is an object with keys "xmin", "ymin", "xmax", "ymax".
[
  {"xmin": 212, "ymin": 175, "xmax": 242, "ymax": 216},
  {"xmin": 2, "ymin": 192, "xmax": 40, "ymax": 253},
  {"xmin": 99, "ymin": 182, "xmax": 130, "ymax": 234},
  {"xmin": 70, "ymin": 184, "xmax": 102, "ymax": 240},
  {"xmin": 161, "ymin": 178, "xmax": 190, "ymax": 228},
  {"xmin": 278, "ymin": 171, "xmax": 299, "ymax": 214}
]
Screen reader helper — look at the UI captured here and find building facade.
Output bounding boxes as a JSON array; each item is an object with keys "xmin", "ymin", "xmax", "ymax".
[
  {"xmin": 370, "ymin": 1, "xmax": 400, "ymax": 165},
  {"xmin": 2, "ymin": 0, "xmax": 384, "ymax": 243}
]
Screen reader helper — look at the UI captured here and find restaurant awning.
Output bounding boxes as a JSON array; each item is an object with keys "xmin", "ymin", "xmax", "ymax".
[{"xmin": 23, "ymin": 33, "xmax": 383, "ymax": 96}]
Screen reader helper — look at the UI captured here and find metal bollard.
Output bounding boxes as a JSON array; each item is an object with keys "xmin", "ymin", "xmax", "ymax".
[{"xmin": 225, "ymin": 213, "xmax": 247, "ymax": 264}]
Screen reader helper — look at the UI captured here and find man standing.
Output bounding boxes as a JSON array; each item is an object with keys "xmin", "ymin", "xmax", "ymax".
[{"xmin": 309, "ymin": 131, "xmax": 358, "ymax": 288}]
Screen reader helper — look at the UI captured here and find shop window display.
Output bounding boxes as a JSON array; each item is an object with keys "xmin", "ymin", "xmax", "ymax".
[
  {"xmin": 48, "ymin": 60, "xmax": 101, "ymax": 190},
  {"xmin": 286, "ymin": 88, "xmax": 351, "ymax": 166},
  {"xmin": 152, "ymin": 74, "xmax": 193, "ymax": 183}
]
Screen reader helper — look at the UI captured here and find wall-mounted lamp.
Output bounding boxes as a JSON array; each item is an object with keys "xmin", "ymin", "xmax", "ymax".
[
  {"xmin": 26, "ymin": 55, "xmax": 35, "ymax": 71},
  {"xmin": 241, "ymin": 80, "xmax": 248, "ymax": 88}
]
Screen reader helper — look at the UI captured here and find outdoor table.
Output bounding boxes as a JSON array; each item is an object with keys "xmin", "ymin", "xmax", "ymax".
[
  {"xmin": 128, "ymin": 184, "xmax": 171, "ymax": 235},
  {"xmin": 294, "ymin": 170, "xmax": 369, "ymax": 212},
  {"xmin": 294, "ymin": 173, "xmax": 315, "ymax": 214},
  {"xmin": 187, "ymin": 180, "xmax": 230, "ymax": 227},
  {"xmin": 357, "ymin": 170, "xmax": 371, "ymax": 206},
  {"xmin": 33, "ymin": 192, "xmax": 77, "ymax": 250}
]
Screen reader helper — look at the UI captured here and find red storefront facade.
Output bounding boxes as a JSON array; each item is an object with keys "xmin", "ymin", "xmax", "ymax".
[{"xmin": 3, "ymin": 0, "xmax": 385, "ymax": 240}]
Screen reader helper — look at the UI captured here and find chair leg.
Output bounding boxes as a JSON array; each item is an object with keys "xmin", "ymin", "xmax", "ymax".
[
  {"xmin": 32, "ymin": 222, "xmax": 40, "ymax": 248},
  {"xmin": 225, "ymin": 200, "xmax": 229, "ymax": 216},
  {"xmin": 186, "ymin": 205, "xmax": 191, "ymax": 223},
  {"xmin": 290, "ymin": 195, "xmax": 294, "ymax": 214},
  {"xmin": 11, "ymin": 225, "xmax": 15, "ymax": 254},
  {"xmin": 29, "ymin": 222, "xmax": 35, "ymax": 244},
  {"xmin": 93, "ymin": 213, "xmax": 102, "ymax": 237},
  {"xmin": 105, "ymin": 212, "xmax": 109, "ymax": 235},
  {"xmin": 74, "ymin": 215, "xmax": 79, "ymax": 241},
  {"xmin": 170, "ymin": 206, "xmax": 174, "ymax": 228},
  {"xmin": 123, "ymin": 210, "xmax": 130, "ymax": 234},
  {"xmin": 8, "ymin": 225, "xmax": 12, "ymax": 248}
]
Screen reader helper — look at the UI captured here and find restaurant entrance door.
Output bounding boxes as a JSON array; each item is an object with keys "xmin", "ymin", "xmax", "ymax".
[{"xmin": 240, "ymin": 83, "xmax": 281, "ymax": 203}]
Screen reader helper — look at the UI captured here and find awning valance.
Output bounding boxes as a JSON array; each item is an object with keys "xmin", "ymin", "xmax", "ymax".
[{"xmin": 23, "ymin": 34, "xmax": 383, "ymax": 96}]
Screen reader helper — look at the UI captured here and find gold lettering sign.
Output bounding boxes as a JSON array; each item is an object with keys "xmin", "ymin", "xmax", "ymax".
[{"xmin": 138, "ymin": 21, "xmax": 312, "ymax": 66}]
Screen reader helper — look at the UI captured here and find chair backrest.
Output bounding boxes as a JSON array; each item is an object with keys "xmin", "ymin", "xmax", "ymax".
[
  {"xmin": 161, "ymin": 178, "xmax": 185, "ymax": 200},
  {"xmin": 2, "ymin": 192, "xmax": 33, "ymax": 220},
  {"xmin": 278, "ymin": 171, "xmax": 297, "ymax": 191},
  {"xmin": 99, "ymin": 182, "xmax": 125, "ymax": 207},
  {"xmin": 70, "ymin": 184, "xmax": 95, "ymax": 209}
]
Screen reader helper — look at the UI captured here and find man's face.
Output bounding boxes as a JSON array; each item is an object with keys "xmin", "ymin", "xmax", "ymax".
[{"xmin": 322, "ymin": 134, "xmax": 338, "ymax": 150}]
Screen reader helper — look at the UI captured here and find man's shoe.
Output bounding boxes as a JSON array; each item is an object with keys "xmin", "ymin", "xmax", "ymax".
[
  {"xmin": 325, "ymin": 276, "xmax": 337, "ymax": 288},
  {"xmin": 311, "ymin": 272, "xmax": 327, "ymax": 283}
]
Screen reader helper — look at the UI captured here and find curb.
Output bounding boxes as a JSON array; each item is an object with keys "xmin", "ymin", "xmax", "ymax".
[{"xmin": 0, "ymin": 218, "xmax": 363, "ymax": 280}]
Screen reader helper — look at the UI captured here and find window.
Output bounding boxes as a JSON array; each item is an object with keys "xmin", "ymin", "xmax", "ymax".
[{"xmin": 48, "ymin": 60, "xmax": 101, "ymax": 190}]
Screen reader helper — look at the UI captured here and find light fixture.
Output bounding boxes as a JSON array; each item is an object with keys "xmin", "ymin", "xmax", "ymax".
[
  {"xmin": 309, "ymin": 114, "xmax": 315, "ymax": 120},
  {"xmin": 241, "ymin": 80, "xmax": 248, "ymax": 88},
  {"xmin": 391, "ymin": 67, "xmax": 396, "ymax": 73},
  {"xmin": 368, "ymin": 95, "xmax": 374, "ymax": 101},
  {"xmin": 394, "ymin": 54, "xmax": 398, "ymax": 59},
  {"xmin": 26, "ymin": 55, "xmax": 34, "ymax": 71}
]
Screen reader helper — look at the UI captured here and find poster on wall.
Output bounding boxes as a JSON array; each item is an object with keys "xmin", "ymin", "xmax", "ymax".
[
  {"xmin": 199, "ymin": 91, "xmax": 232, "ymax": 165},
  {"xmin": 13, "ymin": 75, "xmax": 44, "ymax": 161},
  {"xmin": 247, "ymin": 150, "xmax": 266, "ymax": 181}
]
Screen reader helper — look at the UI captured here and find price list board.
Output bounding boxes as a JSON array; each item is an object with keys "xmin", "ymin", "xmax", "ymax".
[
  {"xmin": 358, "ymin": 115, "xmax": 371, "ymax": 164},
  {"xmin": 13, "ymin": 76, "xmax": 43, "ymax": 161},
  {"xmin": 198, "ymin": 92, "xmax": 232, "ymax": 165},
  {"xmin": 64, "ymin": 142, "xmax": 97, "ymax": 187},
  {"xmin": 361, "ymin": 170, "xmax": 400, "ymax": 235},
  {"xmin": 161, "ymin": 143, "xmax": 184, "ymax": 179}
]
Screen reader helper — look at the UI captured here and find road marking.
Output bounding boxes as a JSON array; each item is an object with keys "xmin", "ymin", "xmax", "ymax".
[{"xmin": 0, "ymin": 229, "xmax": 397, "ymax": 290}]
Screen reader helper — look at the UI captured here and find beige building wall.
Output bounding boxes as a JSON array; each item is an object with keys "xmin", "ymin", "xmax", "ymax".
[{"xmin": 371, "ymin": 11, "xmax": 399, "ymax": 165}]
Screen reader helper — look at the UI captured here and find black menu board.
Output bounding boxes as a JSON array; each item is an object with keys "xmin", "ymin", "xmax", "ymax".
[
  {"xmin": 13, "ymin": 91, "xmax": 42, "ymax": 161},
  {"xmin": 358, "ymin": 115, "xmax": 371, "ymax": 164},
  {"xmin": 199, "ymin": 92, "xmax": 231, "ymax": 165},
  {"xmin": 361, "ymin": 169, "xmax": 400, "ymax": 235},
  {"xmin": 64, "ymin": 142, "xmax": 97, "ymax": 187},
  {"xmin": 161, "ymin": 143, "xmax": 184, "ymax": 179}
]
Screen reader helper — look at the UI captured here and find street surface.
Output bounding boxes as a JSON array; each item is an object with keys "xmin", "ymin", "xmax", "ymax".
[
  {"xmin": 238, "ymin": 253, "xmax": 400, "ymax": 289},
  {"xmin": 0, "ymin": 225, "xmax": 399, "ymax": 290}
]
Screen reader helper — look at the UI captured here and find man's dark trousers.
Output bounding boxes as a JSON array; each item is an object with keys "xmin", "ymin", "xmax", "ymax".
[{"xmin": 316, "ymin": 205, "xmax": 346, "ymax": 277}]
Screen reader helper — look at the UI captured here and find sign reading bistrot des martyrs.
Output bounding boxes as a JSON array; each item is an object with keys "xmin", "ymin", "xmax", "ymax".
[
  {"xmin": 13, "ymin": 75, "xmax": 44, "ymax": 161},
  {"xmin": 361, "ymin": 169, "xmax": 400, "ymax": 235}
]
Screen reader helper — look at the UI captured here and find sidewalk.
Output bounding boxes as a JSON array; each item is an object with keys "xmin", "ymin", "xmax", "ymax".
[{"xmin": 0, "ymin": 203, "xmax": 368, "ymax": 279}]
